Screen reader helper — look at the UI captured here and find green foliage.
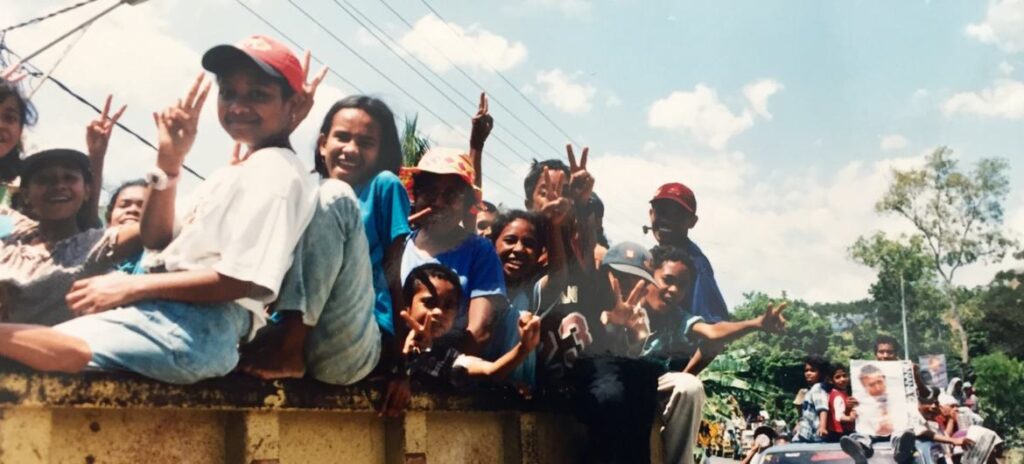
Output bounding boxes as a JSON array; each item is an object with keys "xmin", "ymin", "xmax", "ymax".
[
  {"xmin": 401, "ymin": 115, "xmax": 430, "ymax": 167},
  {"xmin": 972, "ymin": 353, "xmax": 1024, "ymax": 446},
  {"xmin": 967, "ymin": 268, "xmax": 1024, "ymax": 359}
]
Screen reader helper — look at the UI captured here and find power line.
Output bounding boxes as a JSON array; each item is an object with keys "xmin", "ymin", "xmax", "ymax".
[
  {"xmin": 0, "ymin": 44, "xmax": 206, "ymax": 181},
  {"xmin": 232, "ymin": 0, "xmax": 364, "ymax": 94},
  {"xmin": 338, "ymin": 0, "xmax": 548, "ymax": 161},
  {"xmin": 378, "ymin": 0, "xmax": 564, "ymax": 157},
  {"xmin": 418, "ymin": 0, "xmax": 582, "ymax": 148},
  {"xmin": 280, "ymin": 0, "xmax": 526, "ymax": 202},
  {"xmin": 1, "ymin": 0, "xmax": 104, "ymax": 34}
]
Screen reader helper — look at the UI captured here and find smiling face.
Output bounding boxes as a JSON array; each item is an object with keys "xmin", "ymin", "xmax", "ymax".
[
  {"xmin": 24, "ymin": 163, "xmax": 89, "ymax": 222},
  {"xmin": 413, "ymin": 173, "xmax": 473, "ymax": 231},
  {"xmin": 831, "ymin": 368, "xmax": 850, "ymax": 390},
  {"xmin": 0, "ymin": 95, "xmax": 24, "ymax": 159},
  {"xmin": 644, "ymin": 259, "xmax": 694, "ymax": 315},
  {"xmin": 649, "ymin": 200, "xmax": 697, "ymax": 246},
  {"xmin": 495, "ymin": 218, "xmax": 541, "ymax": 284},
  {"xmin": 318, "ymin": 108, "xmax": 381, "ymax": 185},
  {"xmin": 216, "ymin": 66, "xmax": 295, "ymax": 147},
  {"xmin": 407, "ymin": 275, "xmax": 459, "ymax": 339},
  {"xmin": 108, "ymin": 185, "xmax": 148, "ymax": 226}
]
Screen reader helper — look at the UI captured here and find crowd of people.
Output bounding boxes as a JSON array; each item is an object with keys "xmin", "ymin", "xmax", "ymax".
[
  {"xmin": 14, "ymin": 31, "xmax": 1006, "ymax": 464},
  {"xmin": 780, "ymin": 336, "xmax": 1004, "ymax": 464}
]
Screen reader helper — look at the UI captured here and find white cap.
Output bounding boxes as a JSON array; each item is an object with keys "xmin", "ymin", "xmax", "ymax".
[{"xmin": 938, "ymin": 393, "xmax": 959, "ymax": 406}]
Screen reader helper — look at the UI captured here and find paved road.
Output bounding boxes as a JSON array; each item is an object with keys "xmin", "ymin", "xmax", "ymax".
[{"xmin": 706, "ymin": 455, "xmax": 742, "ymax": 464}]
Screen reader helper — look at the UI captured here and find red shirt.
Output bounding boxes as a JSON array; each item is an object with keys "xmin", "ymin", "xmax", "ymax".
[{"xmin": 827, "ymin": 389, "xmax": 855, "ymax": 433}]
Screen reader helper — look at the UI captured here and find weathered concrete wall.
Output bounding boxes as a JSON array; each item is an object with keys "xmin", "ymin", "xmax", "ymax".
[{"xmin": 0, "ymin": 371, "xmax": 602, "ymax": 464}]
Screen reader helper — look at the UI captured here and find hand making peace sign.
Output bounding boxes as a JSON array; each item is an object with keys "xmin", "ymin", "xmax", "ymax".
[
  {"xmin": 85, "ymin": 95, "xmax": 127, "ymax": 159},
  {"xmin": 539, "ymin": 167, "xmax": 572, "ymax": 227},
  {"xmin": 603, "ymin": 273, "xmax": 649, "ymax": 333},
  {"xmin": 287, "ymin": 51, "xmax": 329, "ymax": 133},
  {"xmin": 758, "ymin": 302, "xmax": 788, "ymax": 333},
  {"xmin": 153, "ymin": 73, "xmax": 211, "ymax": 176},
  {"xmin": 470, "ymin": 92, "xmax": 493, "ymax": 150},
  {"xmin": 565, "ymin": 144, "xmax": 594, "ymax": 204},
  {"xmin": 399, "ymin": 309, "xmax": 434, "ymax": 356}
]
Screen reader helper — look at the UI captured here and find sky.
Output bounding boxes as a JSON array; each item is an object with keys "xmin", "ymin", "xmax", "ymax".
[{"xmin": 2, "ymin": 0, "xmax": 1023, "ymax": 309}]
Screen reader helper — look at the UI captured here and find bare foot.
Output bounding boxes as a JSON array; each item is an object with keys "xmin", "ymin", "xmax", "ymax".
[{"xmin": 237, "ymin": 312, "xmax": 310, "ymax": 380}]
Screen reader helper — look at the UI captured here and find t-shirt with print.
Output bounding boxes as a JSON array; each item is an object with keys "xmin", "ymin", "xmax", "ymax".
[
  {"xmin": 535, "ymin": 260, "xmax": 602, "ymax": 387},
  {"xmin": 796, "ymin": 382, "xmax": 830, "ymax": 442},
  {"xmin": 408, "ymin": 331, "xmax": 473, "ymax": 388},
  {"xmin": 624, "ymin": 305, "xmax": 704, "ymax": 371},
  {"xmin": 399, "ymin": 230, "xmax": 506, "ymax": 341},
  {"xmin": 827, "ymin": 389, "xmax": 855, "ymax": 434},
  {"xmin": 685, "ymin": 240, "xmax": 729, "ymax": 323},
  {"xmin": 353, "ymin": 171, "xmax": 411, "ymax": 336},
  {"xmin": 0, "ymin": 227, "xmax": 119, "ymax": 326},
  {"xmin": 140, "ymin": 147, "xmax": 318, "ymax": 339}
]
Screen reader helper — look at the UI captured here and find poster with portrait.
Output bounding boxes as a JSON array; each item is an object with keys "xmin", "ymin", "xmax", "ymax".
[
  {"xmin": 919, "ymin": 354, "xmax": 949, "ymax": 389},
  {"xmin": 851, "ymin": 360, "xmax": 919, "ymax": 437}
]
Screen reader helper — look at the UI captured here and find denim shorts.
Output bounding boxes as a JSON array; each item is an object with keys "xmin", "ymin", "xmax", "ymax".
[{"xmin": 52, "ymin": 300, "xmax": 251, "ymax": 384}]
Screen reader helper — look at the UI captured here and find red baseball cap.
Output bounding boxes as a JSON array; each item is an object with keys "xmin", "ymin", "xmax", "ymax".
[
  {"xmin": 202, "ymin": 35, "xmax": 303, "ymax": 94},
  {"xmin": 650, "ymin": 182, "xmax": 697, "ymax": 214}
]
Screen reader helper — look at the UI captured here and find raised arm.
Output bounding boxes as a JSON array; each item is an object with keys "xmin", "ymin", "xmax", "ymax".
[
  {"xmin": 537, "ymin": 167, "xmax": 571, "ymax": 304},
  {"xmin": 83, "ymin": 95, "xmax": 126, "ymax": 229},
  {"xmin": 469, "ymin": 93, "xmax": 492, "ymax": 190},
  {"xmin": 142, "ymin": 74, "xmax": 211, "ymax": 249},
  {"xmin": 566, "ymin": 144, "xmax": 597, "ymax": 272}
]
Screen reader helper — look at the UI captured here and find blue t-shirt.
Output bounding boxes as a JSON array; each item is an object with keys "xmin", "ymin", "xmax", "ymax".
[
  {"xmin": 400, "ymin": 230, "xmax": 507, "ymax": 334},
  {"xmin": 354, "ymin": 171, "xmax": 412, "ymax": 335},
  {"xmin": 686, "ymin": 240, "xmax": 729, "ymax": 323}
]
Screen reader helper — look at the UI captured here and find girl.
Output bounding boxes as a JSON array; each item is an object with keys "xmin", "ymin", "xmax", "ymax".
[
  {"xmin": 104, "ymin": 179, "xmax": 148, "ymax": 274},
  {"xmin": 826, "ymin": 363, "xmax": 856, "ymax": 441},
  {"xmin": 796, "ymin": 354, "xmax": 831, "ymax": 443},
  {"xmin": 0, "ymin": 77, "xmax": 38, "ymax": 237},
  {"xmin": 400, "ymin": 148, "xmax": 507, "ymax": 357},
  {"xmin": 0, "ymin": 148, "xmax": 141, "ymax": 326},
  {"xmin": 487, "ymin": 205, "xmax": 569, "ymax": 382}
]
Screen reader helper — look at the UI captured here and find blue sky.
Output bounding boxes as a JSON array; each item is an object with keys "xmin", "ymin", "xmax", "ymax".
[{"xmin": 3, "ymin": 0, "xmax": 1022, "ymax": 307}]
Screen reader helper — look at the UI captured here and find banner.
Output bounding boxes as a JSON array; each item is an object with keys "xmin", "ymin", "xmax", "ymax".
[
  {"xmin": 919, "ymin": 354, "xmax": 949, "ymax": 389},
  {"xmin": 851, "ymin": 360, "xmax": 919, "ymax": 437}
]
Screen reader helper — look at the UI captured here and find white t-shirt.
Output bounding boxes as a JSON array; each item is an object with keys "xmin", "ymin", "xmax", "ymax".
[{"xmin": 142, "ymin": 146, "xmax": 318, "ymax": 335}]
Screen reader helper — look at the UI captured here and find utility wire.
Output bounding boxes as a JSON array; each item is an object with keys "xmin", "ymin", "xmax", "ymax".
[
  {"xmin": 27, "ymin": 22, "xmax": 91, "ymax": 99},
  {"xmin": 282, "ymin": 0, "xmax": 525, "ymax": 202},
  {"xmin": 232, "ymin": 0, "xmax": 364, "ymax": 94},
  {"xmin": 379, "ymin": 0, "xmax": 564, "ymax": 157},
  {"xmin": 418, "ymin": 0, "xmax": 582, "ymax": 148},
  {"xmin": 339, "ymin": 0, "xmax": 548, "ymax": 161},
  {"xmin": 1, "ymin": 44, "xmax": 206, "ymax": 181},
  {"xmin": 1, "ymin": 0, "xmax": 104, "ymax": 34}
]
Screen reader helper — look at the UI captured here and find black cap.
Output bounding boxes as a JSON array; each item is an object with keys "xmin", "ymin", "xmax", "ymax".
[{"xmin": 20, "ymin": 149, "xmax": 91, "ymax": 183}]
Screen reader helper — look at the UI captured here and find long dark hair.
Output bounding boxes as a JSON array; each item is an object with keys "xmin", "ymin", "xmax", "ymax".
[
  {"xmin": 313, "ymin": 95, "xmax": 401, "ymax": 180},
  {"xmin": 0, "ymin": 79, "xmax": 38, "ymax": 182}
]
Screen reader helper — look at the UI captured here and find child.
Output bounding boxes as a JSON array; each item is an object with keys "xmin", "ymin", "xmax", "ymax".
[
  {"xmin": 400, "ymin": 263, "xmax": 540, "ymax": 386},
  {"xmin": 104, "ymin": 179, "xmax": 148, "ymax": 274},
  {"xmin": 795, "ymin": 354, "xmax": 831, "ymax": 443},
  {"xmin": 0, "ymin": 148, "xmax": 141, "ymax": 326},
  {"xmin": 487, "ymin": 206, "xmax": 569, "ymax": 384},
  {"xmin": 0, "ymin": 77, "xmax": 38, "ymax": 237},
  {"xmin": 0, "ymin": 35, "xmax": 322, "ymax": 384},
  {"xmin": 400, "ymin": 148, "xmax": 507, "ymax": 357},
  {"xmin": 826, "ymin": 363, "xmax": 856, "ymax": 441}
]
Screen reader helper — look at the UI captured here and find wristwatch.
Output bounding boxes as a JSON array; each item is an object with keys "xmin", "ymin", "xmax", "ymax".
[{"xmin": 145, "ymin": 168, "xmax": 179, "ymax": 191}]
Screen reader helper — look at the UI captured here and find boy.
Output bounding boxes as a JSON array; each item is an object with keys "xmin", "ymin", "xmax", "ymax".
[
  {"xmin": 400, "ymin": 263, "xmax": 540, "ymax": 385},
  {"xmin": 0, "ymin": 35, "xmax": 321, "ymax": 384}
]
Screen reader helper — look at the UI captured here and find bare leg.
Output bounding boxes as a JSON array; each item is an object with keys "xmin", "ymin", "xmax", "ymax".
[
  {"xmin": 237, "ymin": 312, "xmax": 309, "ymax": 380},
  {"xmin": 0, "ymin": 324, "xmax": 91, "ymax": 373}
]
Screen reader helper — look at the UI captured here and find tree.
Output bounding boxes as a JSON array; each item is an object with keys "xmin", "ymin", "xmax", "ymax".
[
  {"xmin": 401, "ymin": 115, "xmax": 430, "ymax": 167},
  {"xmin": 971, "ymin": 353, "xmax": 1024, "ymax": 445},
  {"xmin": 969, "ymin": 268, "xmax": 1024, "ymax": 359},
  {"xmin": 873, "ymin": 147, "xmax": 1017, "ymax": 366}
]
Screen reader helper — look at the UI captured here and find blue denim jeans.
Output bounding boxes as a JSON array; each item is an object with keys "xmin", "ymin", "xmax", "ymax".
[{"xmin": 52, "ymin": 300, "xmax": 251, "ymax": 384}]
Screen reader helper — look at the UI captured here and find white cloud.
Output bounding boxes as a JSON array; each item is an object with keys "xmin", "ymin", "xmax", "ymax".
[
  {"xmin": 648, "ymin": 80, "xmax": 783, "ymax": 150},
  {"xmin": 535, "ymin": 69, "xmax": 596, "ymax": 114},
  {"xmin": 879, "ymin": 134, "xmax": 908, "ymax": 151},
  {"xmin": 399, "ymin": 14, "xmax": 527, "ymax": 73},
  {"xmin": 965, "ymin": 0, "xmax": 1024, "ymax": 53},
  {"xmin": 742, "ymin": 79, "xmax": 784, "ymax": 120},
  {"xmin": 1000, "ymin": 60, "xmax": 1015, "ymax": 75},
  {"xmin": 943, "ymin": 78, "xmax": 1024, "ymax": 119}
]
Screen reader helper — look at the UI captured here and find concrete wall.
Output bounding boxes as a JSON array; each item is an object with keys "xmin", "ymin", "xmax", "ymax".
[{"xmin": 0, "ymin": 371, "xmax": 597, "ymax": 464}]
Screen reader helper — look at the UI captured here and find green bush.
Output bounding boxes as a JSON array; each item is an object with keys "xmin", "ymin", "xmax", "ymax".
[{"xmin": 972, "ymin": 352, "xmax": 1024, "ymax": 446}]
